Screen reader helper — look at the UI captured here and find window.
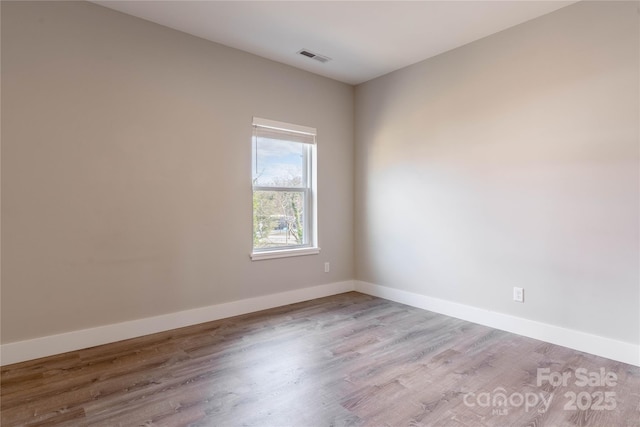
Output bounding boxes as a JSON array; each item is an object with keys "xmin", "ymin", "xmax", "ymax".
[{"xmin": 251, "ymin": 117, "xmax": 319, "ymax": 260}]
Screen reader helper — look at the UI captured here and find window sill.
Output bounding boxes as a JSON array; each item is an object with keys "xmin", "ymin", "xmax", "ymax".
[{"xmin": 251, "ymin": 247, "xmax": 321, "ymax": 261}]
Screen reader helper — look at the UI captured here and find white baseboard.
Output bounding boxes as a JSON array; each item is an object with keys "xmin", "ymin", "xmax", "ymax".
[
  {"xmin": 4, "ymin": 280, "xmax": 637, "ymax": 367},
  {"xmin": 355, "ymin": 281, "xmax": 640, "ymax": 367},
  {"xmin": 0, "ymin": 280, "xmax": 356, "ymax": 366}
]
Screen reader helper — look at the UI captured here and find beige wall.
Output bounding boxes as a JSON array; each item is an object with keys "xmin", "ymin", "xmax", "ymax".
[
  {"xmin": 355, "ymin": 1, "xmax": 639, "ymax": 344},
  {"xmin": 3, "ymin": 0, "xmax": 638, "ymax": 350},
  {"xmin": 1, "ymin": 1, "xmax": 354, "ymax": 343}
]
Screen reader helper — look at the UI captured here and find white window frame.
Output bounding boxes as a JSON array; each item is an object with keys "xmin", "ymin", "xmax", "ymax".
[{"xmin": 250, "ymin": 117, "xmax": 319, "ymax": 261}]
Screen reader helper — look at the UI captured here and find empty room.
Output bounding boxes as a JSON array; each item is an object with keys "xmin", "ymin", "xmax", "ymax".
[{"xmin": 1, "ymin": 0, "xmax": 639, "ymax": 426}]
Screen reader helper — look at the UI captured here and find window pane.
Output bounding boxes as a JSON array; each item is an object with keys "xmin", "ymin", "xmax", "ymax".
[
  {"xmin": 253, "ymin": 138, "xmax": 305, "ymax": 187},
  {"xmin": 253, "ymin": 190, "xmax": 305, "ymax": 249}
]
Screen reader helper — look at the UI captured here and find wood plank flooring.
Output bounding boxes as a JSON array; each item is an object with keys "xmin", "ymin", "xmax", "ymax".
[{"xmin": 2, "ymin": 292, "xmax": 639, "ymax": 426}]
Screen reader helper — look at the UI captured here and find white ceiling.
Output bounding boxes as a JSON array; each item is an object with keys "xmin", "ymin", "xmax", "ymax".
[{"xmin": 92, "ymin": 1, "xmax": 577, "ymax": 85}]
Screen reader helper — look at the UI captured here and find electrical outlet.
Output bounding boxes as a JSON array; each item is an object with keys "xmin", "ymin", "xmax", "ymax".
[
  {"xmin": 324, "ymin": 262, "xmax": 330, "ymax": 273},
  {"xmin": 513, "ymin": 287, "xmax": 524, "ymax": 303}
]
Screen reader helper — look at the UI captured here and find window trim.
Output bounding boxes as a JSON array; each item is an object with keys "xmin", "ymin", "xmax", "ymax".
[
  {"xmin": 250, "ymin": 246, "xmax": 321, "ymax": 261},
  {"xmin": 251, "ymin": 117, "xmax": 319, "ymax": 260}
]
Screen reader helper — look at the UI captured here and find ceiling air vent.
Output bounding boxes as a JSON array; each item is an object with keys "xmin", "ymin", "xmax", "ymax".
[{"xmin": 298, "ymin": 49, "xmax": 331, "ymax": 64}]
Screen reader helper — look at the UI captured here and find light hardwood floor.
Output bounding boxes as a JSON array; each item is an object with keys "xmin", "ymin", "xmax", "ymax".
[{"xmin": 2, "ymin": 292, "xmax": 639, "ymax": 426}]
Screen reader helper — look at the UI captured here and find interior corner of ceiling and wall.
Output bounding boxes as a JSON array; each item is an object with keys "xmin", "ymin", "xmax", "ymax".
[{"xmin": 89, "ymin": 0, "xmax": 578, "ymax": 86}]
